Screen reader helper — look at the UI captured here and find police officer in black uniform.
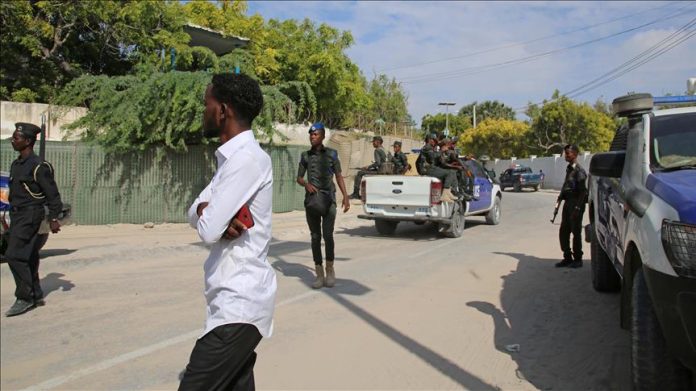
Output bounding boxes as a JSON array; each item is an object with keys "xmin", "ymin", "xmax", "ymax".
[
  {"xmin": 391, "ymin": 141, "xmax": 410, "ymax": 174},
  {"xmin": 416, "ymin": 133, "xmax": 457, "ymax": 202},
  {"xmin": 556, "ymin": 144, "xmax": 587, "ymax": 268},
  {"xmin": 297, "ymin": 122, "xmax": 351, "ymax": 289},
  {"xmin": 5, "ymin": 122, "xmax": 63, "ymax": 316},
  {"xmin": 350, "ymin": 136, "xmax": 387, "ymax": 199}
]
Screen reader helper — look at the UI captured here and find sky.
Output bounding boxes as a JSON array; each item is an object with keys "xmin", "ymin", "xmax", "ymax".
[{"xmin": 246, "ymin": 1, "xmax": 695, "ymax": 125}]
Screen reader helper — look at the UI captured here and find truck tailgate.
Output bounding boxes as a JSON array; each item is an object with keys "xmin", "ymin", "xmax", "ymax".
[{"xmin": 363, "ymin": 175, "xmax": 435, "ymax": 216}]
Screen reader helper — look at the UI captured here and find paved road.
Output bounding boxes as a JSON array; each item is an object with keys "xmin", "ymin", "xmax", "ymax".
[{"xmin": 1, "ymin": 191, "xmax": 630, "ymax": 390}]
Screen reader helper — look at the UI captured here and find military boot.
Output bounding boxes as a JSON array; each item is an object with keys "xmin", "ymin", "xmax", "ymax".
[
  {"xmin": 312, "ymin": 265, "xmax": 325, "ymax": 289},
  {"xmin": 325, "ymin": 261, "xmax": 336, "ymax": 288},
  {"xmin": 441, "ymin": 188, "xmax": 456, "ymax": 203}
]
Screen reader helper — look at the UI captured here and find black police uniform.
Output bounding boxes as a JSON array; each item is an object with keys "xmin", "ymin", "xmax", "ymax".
[
  {"xmin": 352, "ymin": 146, "xmax": 387, "ymax": 197},
  {"xmin": 422, "ymin": 146, "xmax": 456, "ymax": 189},
  {"xmin": 298, "ymin": 145, "xmax": 342, "ymax": 265},
  {"xmin": 392, "ymin": 149, "xmax": 409, "ymax": 175},
  {"xmin": 7, "ymin": 139, "xmax": 63, "ymax": 306},
  {"xmin": 558, "ymin": 162, "xmax": 588, "ymax": 265}
]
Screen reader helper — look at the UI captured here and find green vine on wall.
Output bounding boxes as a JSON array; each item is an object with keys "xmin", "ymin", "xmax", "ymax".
[{"xmin": 54, "ymin": 71, "xmax": 316, "ymax": 152}]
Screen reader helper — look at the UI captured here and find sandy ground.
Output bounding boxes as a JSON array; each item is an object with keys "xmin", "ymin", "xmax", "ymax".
[{"xmin": 0, "ymin": 190, "xmax": 630, "ymax": 390}]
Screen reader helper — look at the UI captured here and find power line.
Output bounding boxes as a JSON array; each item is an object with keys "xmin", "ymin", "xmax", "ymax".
[
  {"xmin": 514, "ymin": 18, "xmax": 696, "ymax": 112},
  {"xmin": 400, "ymin": 5, "xmax": 694, "ymax": 84},
  {"xmin": 381, "ymin": 1, "xmax": 679, "ymax": 73}
]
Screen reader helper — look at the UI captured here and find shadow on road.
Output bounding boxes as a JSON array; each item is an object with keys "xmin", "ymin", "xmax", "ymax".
[
  {"xmin": 41, "ymin": 272, "xmax": 75, "ymax": 297},
  {"xmin": 273, "ymin": 258, "xmax": 498, "ymax": 390},
  {"xmin": 39, "ymin": 248, "xmax": 77, "ymax": 259},
  {"xmin": 337, "ymin": 219, "xmax": 486, "ymax": 241},
  {"xmin": 467, "ymin": 252, "xmax": 630, "ymax": 391}
]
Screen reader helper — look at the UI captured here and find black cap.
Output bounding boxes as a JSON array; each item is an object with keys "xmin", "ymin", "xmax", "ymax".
[
  {"xmin": 373, "ymin": 136, "xmax": 383, "ymax": 143},
  {"xmin": 564, "ymin": 144, "xmax": 580, "ymax": 153},
  {"xmin": 393, "ymin": 140, "xmax": 402, "ymax": 147},
  {"xmin": 15, "ymin": 122, "xmax": 41, "ymax": 140}
]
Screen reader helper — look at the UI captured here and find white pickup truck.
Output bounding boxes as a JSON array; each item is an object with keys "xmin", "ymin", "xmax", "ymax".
[{"xmin": 357, "ymin": 159, "xmax": 502, "ymax": 237}]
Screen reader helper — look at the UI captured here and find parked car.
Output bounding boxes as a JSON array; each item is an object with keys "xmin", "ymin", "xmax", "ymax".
[
  {"xmin": 358, "ymin": 159, "xmax": 502, "ymax": 238},
  {"xmin": 587, "ymin": 93, "xmax": 696, "ymax": 389},
  {"xmin": 499, "ymin": 165, "xmax": 543, "ymax": 192}
]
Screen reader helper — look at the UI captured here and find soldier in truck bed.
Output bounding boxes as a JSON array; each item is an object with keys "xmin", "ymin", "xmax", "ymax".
[
  {"xmin": 350, "ymin": 136, "xmax": 387, "ymax": 199},
  {"xmin": 391, "ymin": 141, "xmax": 410, "ymax": 174},
  {"xmin": 416, "ymin": 133, "xmax": 456, "ymax": 202}
]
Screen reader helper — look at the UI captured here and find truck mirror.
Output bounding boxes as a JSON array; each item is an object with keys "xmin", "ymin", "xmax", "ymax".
[{"xmin": 590, "ymin": 151, "xmax": 625, "ymax": 178}]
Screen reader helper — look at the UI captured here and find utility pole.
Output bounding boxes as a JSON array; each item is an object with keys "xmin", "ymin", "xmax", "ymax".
[
  {"xmin": 438, "ymin": 102, "xmax": 456, "ymax": 136},
  {"xmin": 473, "ymin": 104, "xmax": 477, "ymax": 128}
]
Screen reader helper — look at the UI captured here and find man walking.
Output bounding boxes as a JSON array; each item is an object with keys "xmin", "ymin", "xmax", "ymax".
[
  {"xmin": 181, "ymin": 73, "xmax": 276, "ymax": 390},
  {"xmin": 350, "ymin": 136, "xmax": 387, "ymax": 199},
  {"xmin": 5, "ymin": 123, "xmax": 62, "ymax": 317},
  {"xmin": 556, "ymin": 144, "xmax": 588, "ymax": 268},
  {"xmin": 297, "ymin": 123, "xmax": 351, "ymax": 289}
]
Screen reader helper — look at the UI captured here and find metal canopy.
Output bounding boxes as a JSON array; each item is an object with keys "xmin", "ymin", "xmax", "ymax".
[{"xmin": 183, "ymin": 24, "xmax": 250, "ymax": 55}]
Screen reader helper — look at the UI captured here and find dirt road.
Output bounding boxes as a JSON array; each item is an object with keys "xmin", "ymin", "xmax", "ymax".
[{"xmin": 1, "ymin": 191, "xmax": 630, "ymax": 390}]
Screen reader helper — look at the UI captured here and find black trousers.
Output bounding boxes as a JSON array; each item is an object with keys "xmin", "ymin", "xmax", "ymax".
[
  {"xmin": 559, "ymin": 199, "xmax": 585, "ymax": 261},
  {"xmin": 179, "ymin": 323, "xmax": 262, "ymax": 391},
  {"xmin": 353, "ymin": 169, "xmax": 377, "ymax": 195},
  {"xmin": 426, "ymin": 166, "xmax": 457, "ymax": 189},
  {"xmin": 6, "ymin": 209, "xmax": 45, "ymax": 301},
  {"xmin": 305, "ymin": 203, "xmax": 336, "ymax": 265}
]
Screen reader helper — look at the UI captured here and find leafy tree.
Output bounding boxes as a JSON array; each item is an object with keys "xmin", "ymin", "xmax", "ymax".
[
  {"xmin": 421, "ymin": 113, "xmax": 471, "ymax": 136},
  {"xmin": 457, "ymin": 118, "xmax": 532, "ymax": 159},
  {"xmin": 1, "ymin": 0, "xmax": 189, "ymax": 101},
  {"xmin": 528, "ymin": 91, "xmax": 614, "ymax": 154},
  {"xmin": 54, "ymin": 71, "xmax": 316, "ymax": 152},
  {"xmin": 365, "ymin": 74, "xmax": 409, "ymax": 133},
  {"xmin": 458, "ymin": 100, "xmax": 516, "ymax": 125}
]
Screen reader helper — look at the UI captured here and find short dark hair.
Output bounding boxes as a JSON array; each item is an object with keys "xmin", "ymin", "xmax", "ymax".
[
  {"xmin": 210, "ymin": 73, "xmax": 264, "ymax": 125},
  {"xmin": 564, "ymin": 144, "xmax": 580, "ymax": 153}
]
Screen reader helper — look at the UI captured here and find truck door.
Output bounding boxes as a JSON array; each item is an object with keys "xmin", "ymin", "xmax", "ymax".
[{"xmin": 465, "ymin": 161, "xmax": 492, "ymax": 213}]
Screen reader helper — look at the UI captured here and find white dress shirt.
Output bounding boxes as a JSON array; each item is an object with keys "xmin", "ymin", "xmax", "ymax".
[{"xmin": 187, "ymin": 130, "xmax": 277, "ymax": 338}]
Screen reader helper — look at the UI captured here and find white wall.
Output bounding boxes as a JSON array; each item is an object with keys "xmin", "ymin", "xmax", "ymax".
[
  {"xmin": 1, "ymin": 101, "xmax": 88, "ymax": 141},
  {"xmin": 488, "ymin": 152, "xmax": 593, "ymax": 190}
]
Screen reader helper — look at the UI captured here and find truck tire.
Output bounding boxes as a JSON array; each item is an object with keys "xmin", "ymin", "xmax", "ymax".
[
  {"xmin": 631, "ymin": 269, "xmax": 693, "ymax": 390},
  {"xmin": 500, "ymin": 185, "xmax": 506, "ymax": 192},
  {"xmin": 590, "ymin": 230, "xmax": 620, "ymax": 292},
  {"xmin": 375, "ymin": 220, "xmax": 398, "ymax": 235},
  {"xmin": 441, "ymin": 203, "xmax": 465, "ymax": 238},
  {"xmin": 533, "ymin": 185, "xmax": 539, "ymax": 192},
  {"xmin": 513, "ymin": 183, "xmax": 522, "ymax": 192},
  {"xmin": 485, "ymin": 196, "xmax": 501, "ymax": 225}
]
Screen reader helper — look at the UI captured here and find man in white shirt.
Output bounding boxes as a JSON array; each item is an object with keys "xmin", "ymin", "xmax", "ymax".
[{"xmin": 180, "ymin": 73, "xmax": 277, "ymax": 391}]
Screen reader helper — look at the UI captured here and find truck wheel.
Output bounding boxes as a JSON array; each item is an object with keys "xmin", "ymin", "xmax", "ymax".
[
  {"xmin": 533, "ymin": 185, "xmax": 539, "ymax": 192},
  {"xmin": 500, "ymin": 186, "xmax": 506, "ymax": 192},
  {"xmin": 375, "ymin": 220, "xmax": 398, "ymax": 235},
  {"xmin": 441, "ymin": 203, "xmax": 465, "ymax": 238},
  {"xmin": 513, "ymin": 183, "xmax": 522, "ymax": 192},
  {"xmin": 590, "ymin": 230, "xmax": 620, "ymax": 292},
  {"xmin": 631, "ymin": 269, "xmax": 693, "ymax": 390},
  {"xmin": 485, "ymin": 196, "xmax": 501, "ymax": 225}
]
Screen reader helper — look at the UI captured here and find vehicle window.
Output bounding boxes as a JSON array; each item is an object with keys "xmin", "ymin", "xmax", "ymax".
[
  {"xmin": 650, "ymin": 112, "xmax": 696, "ymax": 171},
  {"xmin": 465, "ymin": 161, "xmax": 486, "ymax": 177},
  {"xmin": 502, "ymin": 169, "xmax": 511, "ymax": 176},
  {"xmin": 513, "ymin": 167, "xmax": 531, "ymax": 174}
]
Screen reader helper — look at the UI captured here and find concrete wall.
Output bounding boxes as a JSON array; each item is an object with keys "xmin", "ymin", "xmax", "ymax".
[
  {"xmin": 487, "ymin": 152, "xmax": 594, "ymax": 190},
  {"xmin": 1, "ymin": 101, "xmax": 87, "ymax": 141}
]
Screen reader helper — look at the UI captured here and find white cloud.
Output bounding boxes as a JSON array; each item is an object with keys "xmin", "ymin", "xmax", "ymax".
[{"xmin": 248, "ymin": 1, "xmax": 696, "ymax": 124}]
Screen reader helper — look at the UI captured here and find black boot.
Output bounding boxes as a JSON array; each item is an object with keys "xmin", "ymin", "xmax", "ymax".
[{"xmin": 555, "ymin": 259, "xmax": 573, "ymax": 268}]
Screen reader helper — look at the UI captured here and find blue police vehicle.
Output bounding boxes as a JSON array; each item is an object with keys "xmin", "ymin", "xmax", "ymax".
[{"xmin": 587, "ymin": 92, "xmax": 696, "ymax": 389}]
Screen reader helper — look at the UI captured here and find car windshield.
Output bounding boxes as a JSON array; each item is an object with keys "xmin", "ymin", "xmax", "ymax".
[
  {"xmin": 650, "ymin": 112, "xmax": 696, "ymax": 171},
  {"xmin": 514, "ymin": 167, "xmax": 532, "ymax": 173}
]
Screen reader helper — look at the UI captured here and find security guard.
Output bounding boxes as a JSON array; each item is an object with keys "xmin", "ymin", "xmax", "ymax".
[
  {"xmin": 391, "ymin": 141, "xmax": 410, "ymax": 174},
  {"xmin": 6, "ymin": 122, "xmax": 63, "ymax": 316},
  {"xmin": 439, "ymin": 138, "xmax": 474, "ymax": 199},
  {"xmin": 417, "ymin": 134, "xmax": 456, "ymax": 202},
  {"xmin": 297, "ymin": 122, "xmax": 350, "ymax": 289},
  {"xmin": 556, "ymin": 144, "xmax": 587, "ymax": 268},
  {"xmin": 350, "ymin": 136, "xmax": 387, "ymax": 199}
]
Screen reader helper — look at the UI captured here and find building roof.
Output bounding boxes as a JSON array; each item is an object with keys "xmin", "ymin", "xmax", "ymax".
[{"xmin": 183, "ymin": 23, "xmax": 250, "ymax": 55}]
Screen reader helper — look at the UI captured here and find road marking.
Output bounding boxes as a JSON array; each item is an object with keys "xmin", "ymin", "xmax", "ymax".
[{"xmin": 21, "ymin": 236, "xmax": 447, "ymax": 390}]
